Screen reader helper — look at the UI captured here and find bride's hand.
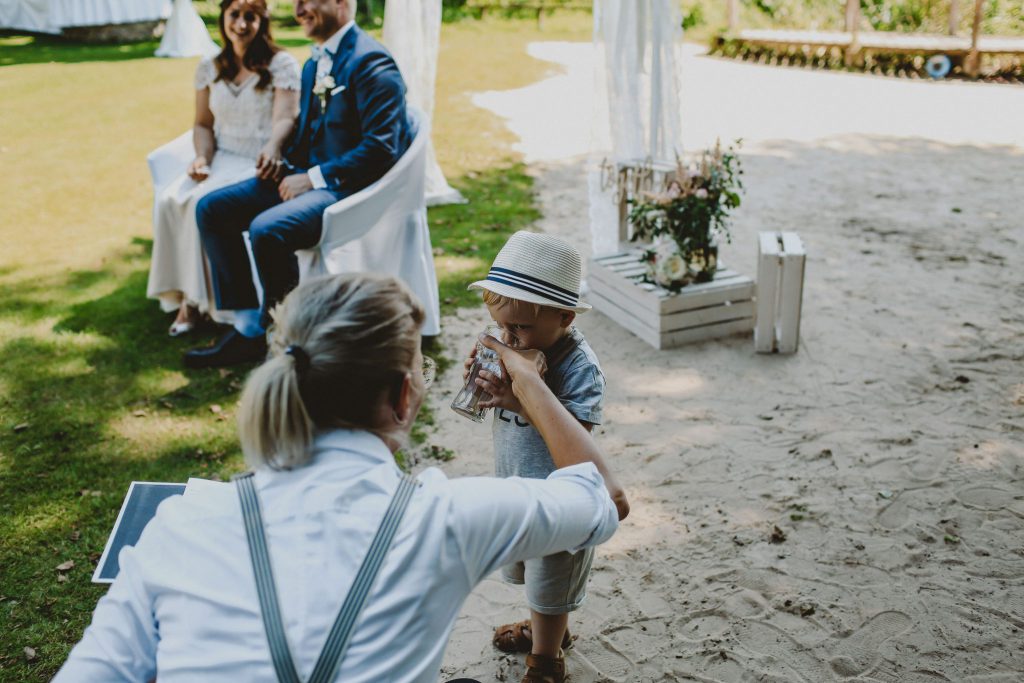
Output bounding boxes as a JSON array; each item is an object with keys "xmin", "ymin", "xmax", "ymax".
[
  {"xmin": 187, "ymin": 156, "xmax": 210, "ymax": 182},
  {"xmin": 255, "ymin": 144, "xmax": 282, "ymax": 181}
]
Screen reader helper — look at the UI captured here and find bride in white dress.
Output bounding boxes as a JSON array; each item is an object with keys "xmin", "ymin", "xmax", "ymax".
[{"xmin": 147, "ymin": 0, "xmax": 300, "ymax": 336}]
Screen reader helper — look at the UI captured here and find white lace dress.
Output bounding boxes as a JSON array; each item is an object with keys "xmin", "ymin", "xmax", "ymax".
[{"xmin": 147, "ymin": 51, "xmax": 300, "ymax": 319}]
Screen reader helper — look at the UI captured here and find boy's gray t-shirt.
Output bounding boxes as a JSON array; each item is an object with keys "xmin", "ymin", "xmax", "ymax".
[{"xmin": 492, "ymin": 328, "xmax": 605, "ymax": 480}]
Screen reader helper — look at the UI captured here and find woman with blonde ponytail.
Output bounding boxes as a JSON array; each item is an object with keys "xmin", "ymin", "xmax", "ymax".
[{"xmin": 56, "ymin": 273, "xmax": 629, "ymax": 683}]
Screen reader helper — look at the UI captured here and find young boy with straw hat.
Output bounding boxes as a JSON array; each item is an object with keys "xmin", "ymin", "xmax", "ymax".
[{"xmin": 465, "ymin": 230, "xmax": 626, "ymax": 683}]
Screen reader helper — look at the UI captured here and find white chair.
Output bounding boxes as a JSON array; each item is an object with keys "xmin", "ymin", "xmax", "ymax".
[
  {"xmin": 146, "ymin": 107, "xmax": 442, "ymax": 336},
  {"xmin": 147, "ymin": 132, "xmax": 193, "ymax": 200},
  {"xmin": 297, "ymin": 107, "xmax": 440, "ymax": 335}
]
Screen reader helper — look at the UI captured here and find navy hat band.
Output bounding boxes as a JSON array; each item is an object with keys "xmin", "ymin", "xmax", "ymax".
[{"xmin": 485, "ymin": 267, "xmax": 579, "ymax": 307}]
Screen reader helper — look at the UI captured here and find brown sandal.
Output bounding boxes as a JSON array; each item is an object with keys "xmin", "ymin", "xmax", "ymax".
[
  {"xmin": 522, "ymin": 651, "xmax": 566, "ymax": 683},
  {"xmin": 492, "ymin": 619, "xmax": 573, "ymax": 654}
]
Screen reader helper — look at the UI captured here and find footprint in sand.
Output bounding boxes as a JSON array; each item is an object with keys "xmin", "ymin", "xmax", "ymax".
[
  {"xmin": 572, "ymin": 635, "xmax": 634, "ymax": 682},
  {"xmin": 854, "ymin": 658, "xmax": 951, "ymax": 682},
  {"xmin": 677, "ymin": 612, "xmax": 731, "ymax": 642},
  {"xmin": 956, "ymin": 485, "xmax": 1017, "ymax": 511},
  {"xmin": 965, "ymin": 674, "xmax": 1024, "ymax": 682},
  {"xmin": 730, "ymin": 619, "xmax": 834, "ymax": 682},
  {"xmin": 828, "ymin": 610, "xmax": 912, "ymax": 677},
  {"xmin": 723, "ymin": 589, "xmax": 771, "ymax": 619},
  {"xmin": 903, "ymin": 454, "xmax": 944, "ymax": 482},
  {"xmin": 876, "ymin": 493, "xmax": 913, "ymax": 530},
  {"xmin": 847, "ymin": 673, "xmax": 950, "ymax": 683}
]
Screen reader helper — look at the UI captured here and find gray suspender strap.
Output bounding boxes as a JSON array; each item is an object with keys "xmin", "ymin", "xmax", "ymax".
[
  {"xmin": 236, "ymin": 473, "xmax": 301, "ymax": 683},
  {"xmin": 235, "ymin": 472, "xmax": 419, "ymax": 683}
]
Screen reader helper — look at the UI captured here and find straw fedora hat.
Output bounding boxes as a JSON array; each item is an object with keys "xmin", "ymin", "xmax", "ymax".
[{"xmin": 468, "ymin": 231, "xmax": 591, "ymax": 313}]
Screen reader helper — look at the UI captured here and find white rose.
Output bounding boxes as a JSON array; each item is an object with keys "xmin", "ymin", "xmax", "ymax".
[
  {"xmin": 655, "ymin": 252, "xmax": 687, "ymax": 285},
  {"xmin": 695, "ymin": 188, "xmax": 708, "ymax": 199}
]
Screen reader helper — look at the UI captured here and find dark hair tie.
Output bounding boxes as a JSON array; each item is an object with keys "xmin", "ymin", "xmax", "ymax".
[{"xmin": 284, "ymin": 344, "xmax": 310, "ymax": 373}]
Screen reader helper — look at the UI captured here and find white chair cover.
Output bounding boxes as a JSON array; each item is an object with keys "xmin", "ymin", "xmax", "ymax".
[
  {"xmin": 296, "ymin": 107, "xmax": 441, "ymax": 336},
  {"xmin": 156, "ymin": 0, "xmax": 219, "ymax": 59},
  {"xmin": 382, "ymin": 0, "xmax": 466, "ymax": 207},
  {"xmin": 146, "ymin": 131, "xmax": 193, "ymax": 199},
  {"xmin": 588, "ymin": 0, "xmax": 684, "ymax": 256}
]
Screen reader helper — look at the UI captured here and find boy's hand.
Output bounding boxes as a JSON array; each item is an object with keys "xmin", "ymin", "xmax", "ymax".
[
  {"xmin": 462, "ymin": 345, "xmax": 477, "ymax": 383},
  {"xmin": 475, "ymin": 367, "xmax": 523, "ymax": 414},
  {"xmin": 462, "ymin": 343, "xmax": 521, "ymax": 411}
]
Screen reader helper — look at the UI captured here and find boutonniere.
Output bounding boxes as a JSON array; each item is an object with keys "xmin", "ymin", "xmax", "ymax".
[{"xmin": 312, "ymin": 75, "xmax": 336, "ymax": 111}]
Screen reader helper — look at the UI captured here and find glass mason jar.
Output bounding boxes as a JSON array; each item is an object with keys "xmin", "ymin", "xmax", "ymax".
[{"xmin": 450, "ymin": 326, "xmax": 504, "ymax": 423}]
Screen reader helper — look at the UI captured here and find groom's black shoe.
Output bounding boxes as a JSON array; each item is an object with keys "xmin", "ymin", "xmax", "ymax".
[{"xmin": 184, "ymin": 329, "xmax": 267, "ymax": 369}]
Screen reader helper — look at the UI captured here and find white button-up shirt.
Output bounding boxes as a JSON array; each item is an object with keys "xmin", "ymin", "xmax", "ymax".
[{"xmin": 55, "ymin": 430, "xmax": 618, "ymax": 682}]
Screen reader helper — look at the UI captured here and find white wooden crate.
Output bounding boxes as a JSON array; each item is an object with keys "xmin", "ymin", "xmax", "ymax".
[
  {"xmin": 588, "ymin": 251, "xmax": 755, "ymax": 350},
  {"xmin": 754, "ymin": 231, "xmax": 806, "ymax": 354}
]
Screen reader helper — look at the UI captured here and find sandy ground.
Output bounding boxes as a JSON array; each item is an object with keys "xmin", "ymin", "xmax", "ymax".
[{"xmin": 428, "ymin": 44, "xmax": 1024, "ymax": 682}]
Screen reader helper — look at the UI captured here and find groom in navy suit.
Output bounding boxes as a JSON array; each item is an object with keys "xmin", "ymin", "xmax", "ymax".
[{"xmin": 186, "ymin": 0, "xmax": 412, "ymax": 368}]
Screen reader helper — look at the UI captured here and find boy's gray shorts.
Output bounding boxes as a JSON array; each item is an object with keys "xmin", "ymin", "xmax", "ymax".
[{"xmin": 500, "ymin": 547, "xmax": 595, "ymax": 615}]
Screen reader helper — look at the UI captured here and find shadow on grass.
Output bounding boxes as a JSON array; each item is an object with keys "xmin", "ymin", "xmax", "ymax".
[
  {"xmin": 0, "ymin": 239, "xmax": 244, "ymax": 677},
  {"xmin": 0, "ymin": 23, "xmax": 308, "ymax": 68},
  {"xmin": 0, "ymin": 33, "xmax": 163, "ymax": 67}
]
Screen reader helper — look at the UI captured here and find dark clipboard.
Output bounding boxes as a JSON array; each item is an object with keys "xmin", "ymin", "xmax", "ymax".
[{"xmin": 91, "ymin": 482, "xmax": 186, "ymax": 584}]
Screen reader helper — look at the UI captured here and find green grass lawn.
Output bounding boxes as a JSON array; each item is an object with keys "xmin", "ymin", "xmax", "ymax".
[{"xmin": 0, "ymin": 15, "xmax": 589, "ymax": 679}]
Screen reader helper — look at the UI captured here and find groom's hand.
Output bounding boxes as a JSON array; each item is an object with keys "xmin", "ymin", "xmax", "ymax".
[{"xmin": 278, "ymin": 173, "xmax": 313, "ymax": 202}]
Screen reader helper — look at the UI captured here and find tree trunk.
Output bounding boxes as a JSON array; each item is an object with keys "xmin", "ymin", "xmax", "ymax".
[
  {"xmin": 844, "ymin": 0, "xmax": 861, "ymax": 67},
  {"xmin": 967, "ymin": 0, "xmax": 985, "ymax": 77}
]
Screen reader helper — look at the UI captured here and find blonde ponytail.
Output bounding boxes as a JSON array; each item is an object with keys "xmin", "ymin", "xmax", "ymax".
[
  {"xmin": 237, "ymin": 273, "xmax": 424, "ymax": 470},
  {"xmin": 237, "ymin": 353, "xmax": 314, "ymax": 469}
]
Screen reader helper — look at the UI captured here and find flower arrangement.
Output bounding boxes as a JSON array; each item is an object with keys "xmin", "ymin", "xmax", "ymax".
[
  {"xmin": 312, "ymin": 74, "xmax": 336, "ymax": 112},
  {"xmin": 627, "ymin": 140, "xmax": 744, "ymax": 292}
]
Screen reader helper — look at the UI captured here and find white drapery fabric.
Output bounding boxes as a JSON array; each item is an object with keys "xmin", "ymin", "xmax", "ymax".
[
  {"xmin": 588, "ymin": 0, "xmax": 683, "ymax": 256},
  {"xmin": 382, "ymin": 0, "xmax": 466, "ymax": 207},
  {"xmin": 156, "ymin": 0, "xmax": 219, "ymax": 58},
  {"xmin": 0, "ymin": 0, "xmax": 169, "ymax": 33},
  {"xmin": 0, "ymin": 0, "xmax": 51, "ymax": 33}
]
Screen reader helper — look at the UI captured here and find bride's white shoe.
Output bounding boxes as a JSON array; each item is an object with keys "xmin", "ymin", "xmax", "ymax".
[
  {"xmin": 168, "ymin": 320, "xmax": 196, "ymax": 337},
  {"xmin": 169, "ymin": 304, "xmax": 201, "ymax": 337}
]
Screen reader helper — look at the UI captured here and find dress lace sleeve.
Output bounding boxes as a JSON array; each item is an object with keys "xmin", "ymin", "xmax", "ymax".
[
  {"xmin": 194, "ymin": 58, "xmax": 216, "ymax": 90},
  {"xmin": 269, "ymin": 52, "xmax": 301, "ymax": 91}
]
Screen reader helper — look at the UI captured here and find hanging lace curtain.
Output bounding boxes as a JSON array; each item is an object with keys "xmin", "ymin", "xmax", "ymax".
[
  {"xmin": 588, "ymin": 0, "xmax": 683, "ymax": 256},
  {"xmin": 383, "ymin": 0, "xmax": 466, "ymax": 206}
]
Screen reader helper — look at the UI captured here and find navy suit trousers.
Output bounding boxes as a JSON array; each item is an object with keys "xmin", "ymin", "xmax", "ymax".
[{"xmin": 196, "ymin": 177, "xmax": 341, "ymax": 330}]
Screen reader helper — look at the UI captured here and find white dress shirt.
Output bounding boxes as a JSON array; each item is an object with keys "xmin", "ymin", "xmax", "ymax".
[
  {"xmin": 55, "ymin": 429, "xmax": 618, "ymax": 682},
  {"xmin": 308, "ymin": 20, "xmax": 355, "ymax": 191}
]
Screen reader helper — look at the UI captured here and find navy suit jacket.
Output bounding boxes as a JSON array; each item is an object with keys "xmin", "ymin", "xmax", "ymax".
[{"xmin": 287, "ymin": 26, "xmax": 412, "ymax": 198}]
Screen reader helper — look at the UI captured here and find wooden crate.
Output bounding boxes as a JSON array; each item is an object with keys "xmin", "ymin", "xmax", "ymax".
[
  {"xmin": 588, "ymin": 251, "xmax": 755, "ymax": 350},
  {"xmin": 754, "ymin": 231, "xmax": 806, "ymax": 354}
]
